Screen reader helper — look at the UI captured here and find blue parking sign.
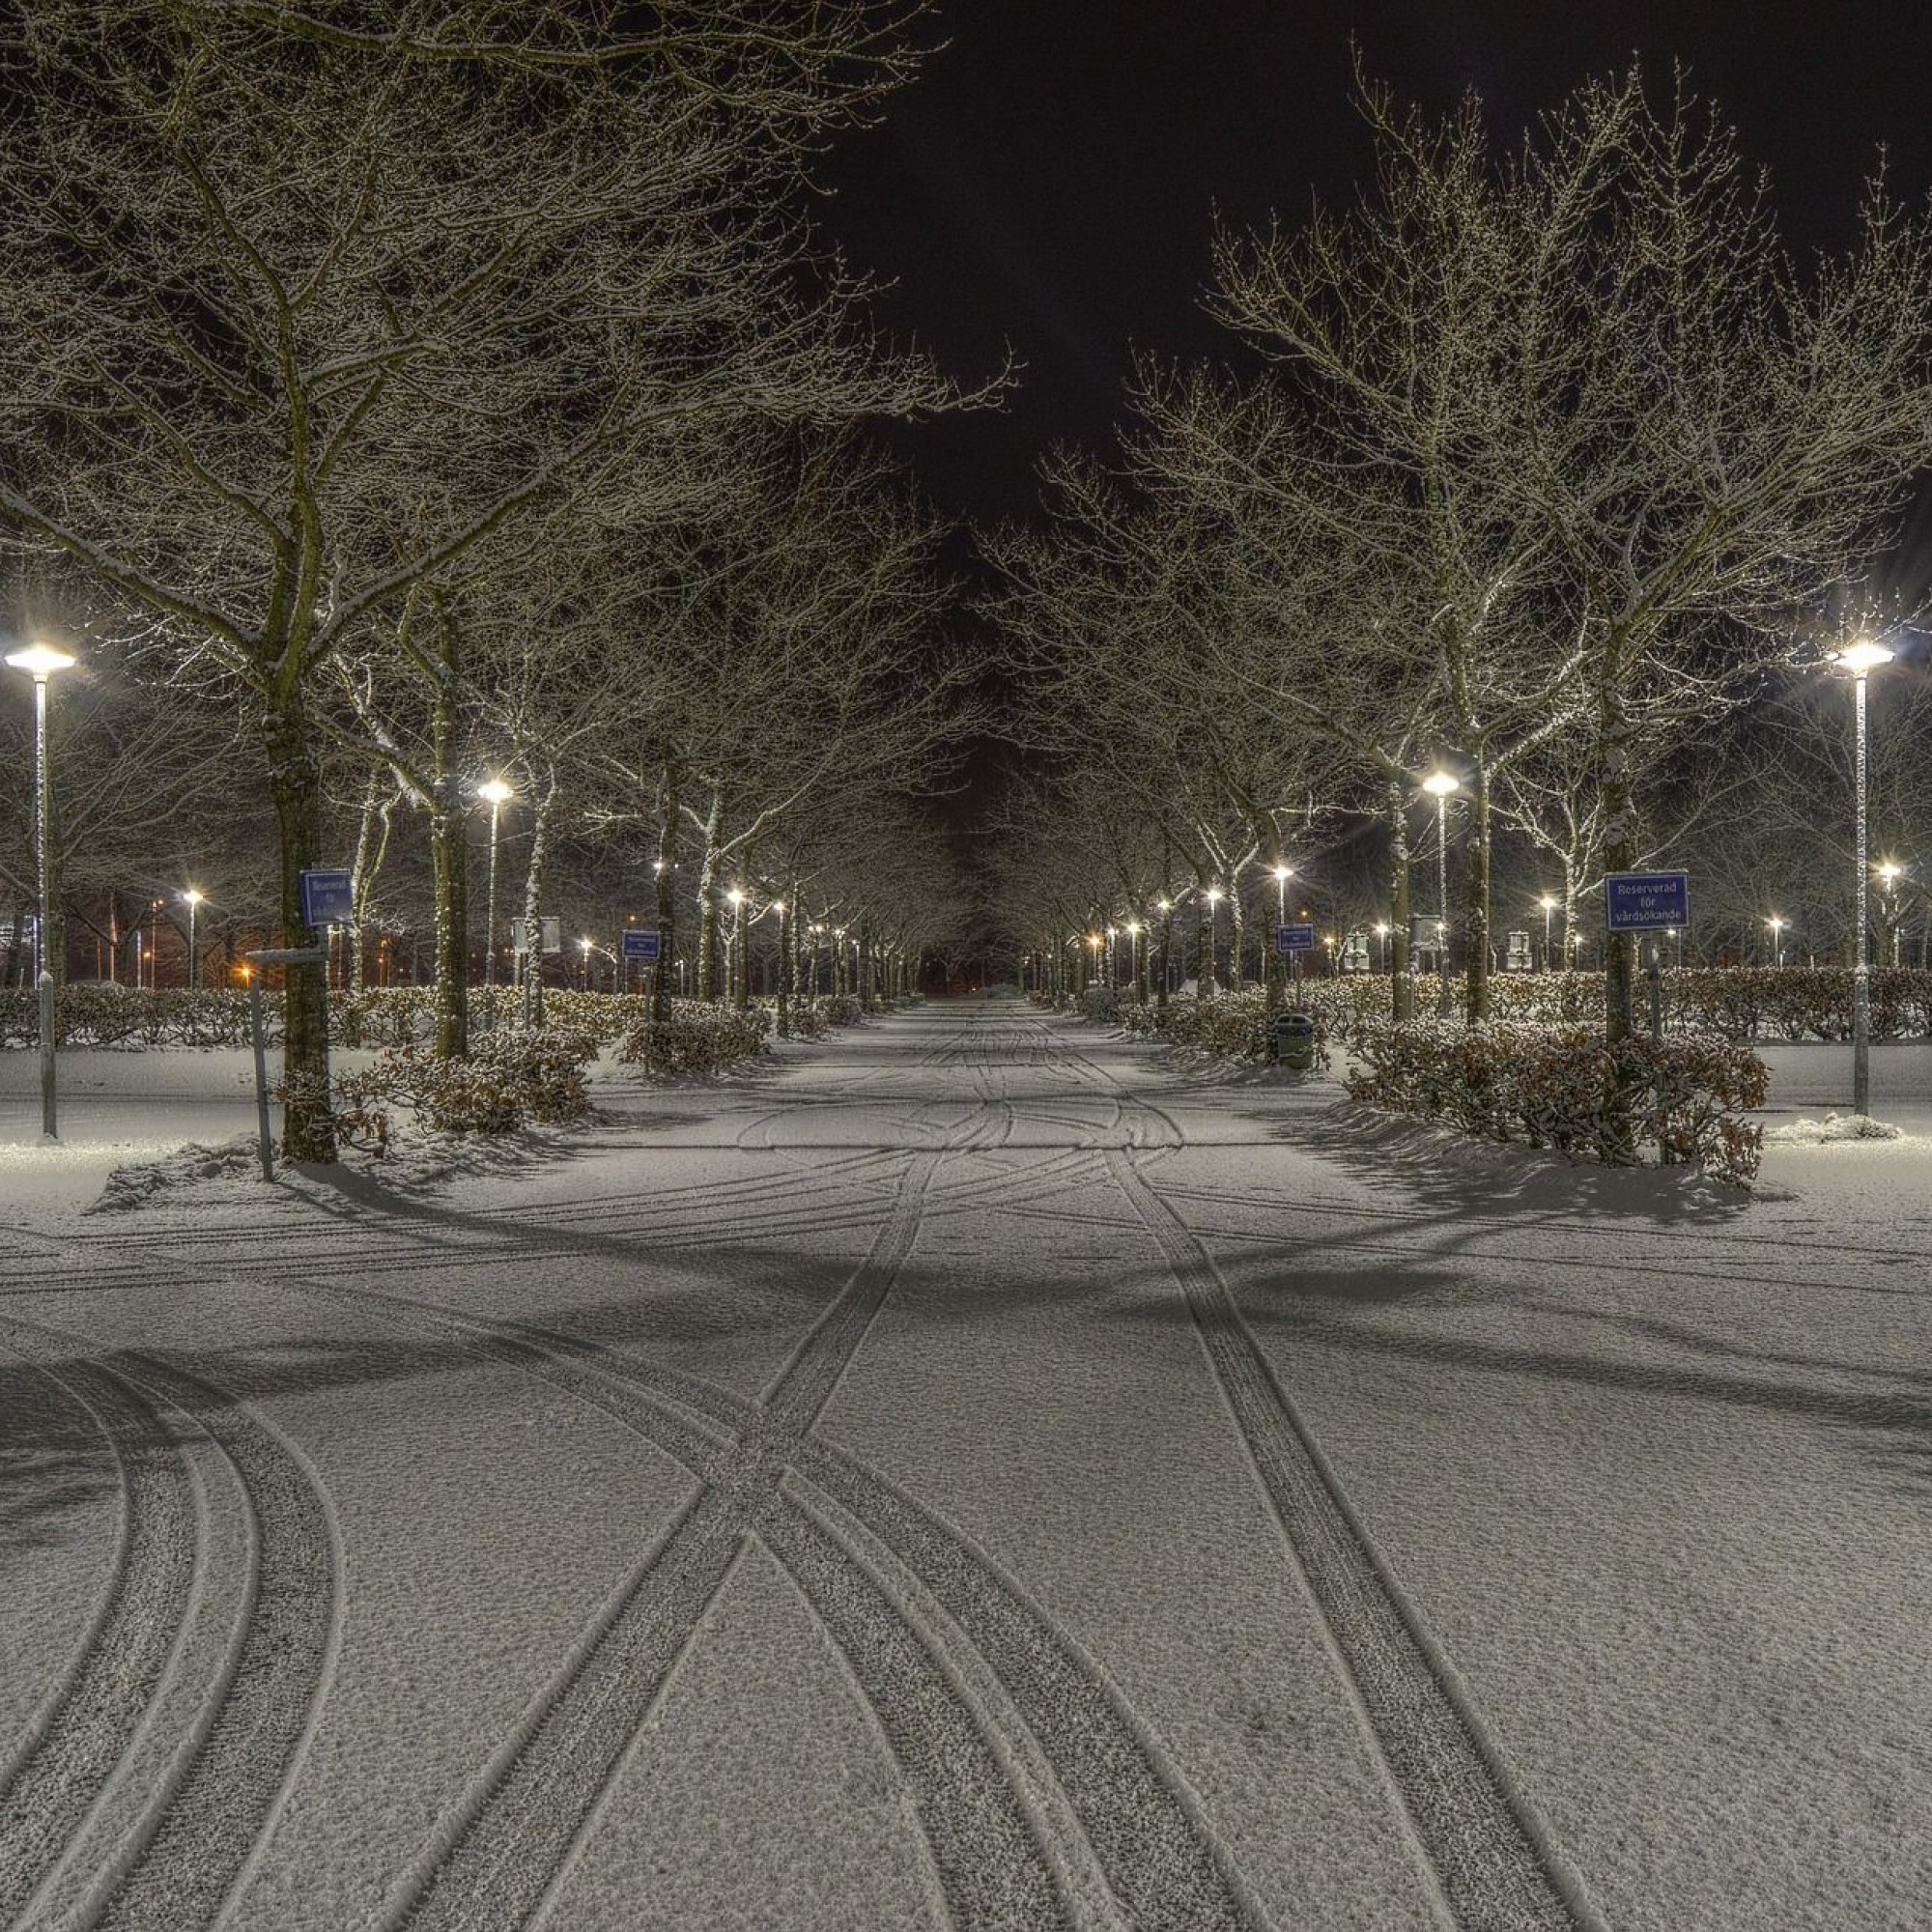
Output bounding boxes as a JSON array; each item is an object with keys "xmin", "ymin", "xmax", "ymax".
[
  {"xmin": 1275, "ymin": 923, "xmax": 1316, "ymax": 953},
  {"xmin": 298, "ymin": 868, "xmax": 355, "ymax": 926},
  {"xmin": 1604, "ymin": 871, "xmax": 1689, "ymax": 932},
  {"xmin": 620, "ymin": 928, "xmax": 663, "ymax": 961}
]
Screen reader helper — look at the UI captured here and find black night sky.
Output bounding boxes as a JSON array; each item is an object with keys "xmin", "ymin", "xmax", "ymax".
[{"xmin": 817, "ymin": 1, "xmax": 1932, "ymax": 529}]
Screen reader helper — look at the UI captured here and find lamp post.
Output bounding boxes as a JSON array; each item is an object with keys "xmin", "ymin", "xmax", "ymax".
[
  {"xmin": 1422, "ymin": 770, "xmax": 1460, "ymax": 1015},
  {"xmin": 1205, "ymin": 886, "xmax": 1223, "ymax": 994},
  {"xmin": 1767, "ymin": 915, "xmax": 1785, "ymax": 969},
  {"xmin": 1538, "ymin": 895, "xmax": 1558, "ymax": 972},
  {"xmin": 7, "ymin": 642, "xmax": 76, "ymax": 1138},
  {"xmin": 1834, "ymin": 639, "xmax": 1893, "ymax": 1114},
  {"xmin": 183, "ymin": 888, "xmax": 205, "ymax": 989},
  {"xmin": 1126, "ymin": 920, "xmax": 1141, "ymax": 1001},
  {"xmin": 477, "ymin": 779, "xmax": 513, "ymax": 994},
  {"xmin": 1268, "ymin": 863, "xmax": 1293, "ymax": 1004},
  {"xmin": 1374, "ymin": 922, "xmax": 1389, "ymax": 973}
]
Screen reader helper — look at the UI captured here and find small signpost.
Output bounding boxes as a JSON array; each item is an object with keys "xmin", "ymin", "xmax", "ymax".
[
  {"xmin": 298, "ymin": 868, "xmax": 355, "ymax": 928},
  {"xmin": 620, "ymin": 929, "xmax": 663, "ymax": 961},
  {"xmin": 1275, "ymin": 922, "xmax": 1316, "ymax": 993},
  {"xmin": 1604, "ymin": 870, "xmax": 1690, "ymax": 1059},
  {"xmin": 1604, "ymin": 870, "xmax": 1690, "ymax": 932},
  {"xmin": 511, "ymin": 916, "xmax": 562, "ymax": 956},
  {"xmin": 242, "ymin": 946, "xmax": 327, "ymax": 1182}
]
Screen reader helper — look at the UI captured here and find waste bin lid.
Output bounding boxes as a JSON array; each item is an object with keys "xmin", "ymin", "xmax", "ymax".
[{"xmin": 1274, "ymin": 1010, "xmax": 1315, "ymax": 1031}]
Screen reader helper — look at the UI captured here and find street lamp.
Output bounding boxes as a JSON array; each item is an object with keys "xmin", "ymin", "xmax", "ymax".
[
  {"xmin": 1767, "ymin": 915, "xmax": 1786, "ymax": 970},
  {"xmin": 1422, "ymin": 770, "xmax": 1460, "ymax": 1015},
  {"xmin": 1538, "ymin": 895, "xmax": 1559, "ymax": 973},
  {"xmin": 7, "ymin": 642, "xmax": 76, "ymax": 1137},
  {"xmin": 1374, "ymin": 922, "xmax": 1390, "ymax": 973},
  {"xmin": 1205, "ymin": 886, "xmax": 1223, "ymax": 994},
  {"xmin": 477, "ymin": 779, "xmax": 513, "ymax": 994},
  {"xmin": 1125, "ymin": 919, "xmax": 1141, "ymax": 998},
  {"xmin": 183, "ymin": 888, "xmax": 205, "ymax": 990},
  {"xmin": 1833, "ymin": 639, "xmax": 1893, "ymax": 1113}
]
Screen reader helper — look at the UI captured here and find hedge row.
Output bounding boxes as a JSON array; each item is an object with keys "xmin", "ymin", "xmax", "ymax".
[
  {"xmin": 1343, "ymin": 1017, "xmax": 1768, "ymax": 1183},
  {"xmin": 0, "ymin": 983, "xmax": 892, "ymax": 1051},
  {"xmin": 1057, "ymin": 966, "xmax": 1932, "ymax": 1046}
]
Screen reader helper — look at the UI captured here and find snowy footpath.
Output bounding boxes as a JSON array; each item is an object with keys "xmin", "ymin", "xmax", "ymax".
[{"xmin": 1, "ymin": 998, "xmax": 1927, "ymax": 1930}]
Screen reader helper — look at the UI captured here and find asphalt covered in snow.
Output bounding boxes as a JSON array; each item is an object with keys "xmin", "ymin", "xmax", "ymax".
[{"xmin": 1, "ymin": 997, "xmax": 1927, "ymax": 1929}]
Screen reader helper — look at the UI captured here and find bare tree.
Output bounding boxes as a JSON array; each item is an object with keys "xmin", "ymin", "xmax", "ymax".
[{"xmin": 0, "ymin": 0, "xmax": 965, "ymax": 1153}]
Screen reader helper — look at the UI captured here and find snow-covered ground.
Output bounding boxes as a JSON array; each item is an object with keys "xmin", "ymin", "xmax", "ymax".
[{"xmin": 1, "ymin": 1005, "xmax": 1926, "ymax": 1929}]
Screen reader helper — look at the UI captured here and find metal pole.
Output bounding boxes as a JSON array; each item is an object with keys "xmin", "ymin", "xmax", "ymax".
[
  {"xmin": 249, "ymin": 981, "xmax": 274, "ymax": 1181},
  {"xmin": 484, "ymin": 800, "xmax": 499, "ymax": 991},
  {"xmin": 1436, "ymin": 799, "xmax": 1452, "ymax": 1017},
  {"xmin": 33, "ymin": 674, "xmax": 56, "ymax": 1138},
  {"xmin": 1854, "ymin": 672, "xmax": 1872, "ymax": 1115}
]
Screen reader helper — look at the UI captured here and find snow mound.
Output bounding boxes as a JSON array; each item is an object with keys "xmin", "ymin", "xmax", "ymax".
[
  {"xmin": 89, "ymin": 1135, "xmax": 263, "ymax": 1210},
  {"xmin": 1764, "ymin": 1110, "xmax": 1903, "ymax": 1144}
]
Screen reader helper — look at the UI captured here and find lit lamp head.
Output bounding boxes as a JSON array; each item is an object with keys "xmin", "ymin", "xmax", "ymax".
[
  {"xmin": 4, "ymin": 643, "xmax": 77, "ymax": 680},
  {"xmin": 1878, "ymin": 862, "xmax": 1903, "ymax": 886},
  {"xmin": 1833, "ymin": 639, "xmax": 1894, "ymax": 677},
  {"xmin": 1206, "ymin": 887, "xmax": 1223, "ymax": 905},
  {"xmin": 477, "ymin": 779, "xmax": 513, "ymax": 807},
  {"xmin": 1156, "ymin": 897, "xmax": 1170, "ymax": 913},
  {"xmin": 1538, "ymin": 895, "xmax": 1558, "ymax": 912},
  {"xmin": 1273, "ymin": 864, "xmax": 1293, "ymax": 882},
  {"xmin": 1422, "ymin": 770, "xmax": 1460, "ymax": 800},
  {"xmin": 183, "ymin": 888, "xmax": 205, "ymax": 909},
  {"xmin": 726, "ymin": 887, "xmax": 744, "ymax": 907}
]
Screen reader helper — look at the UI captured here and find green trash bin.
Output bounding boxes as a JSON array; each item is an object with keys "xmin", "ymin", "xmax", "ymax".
[{"xmin": 1271, "ymin": 1009, "xmax": 1317, "ymax": 1071}]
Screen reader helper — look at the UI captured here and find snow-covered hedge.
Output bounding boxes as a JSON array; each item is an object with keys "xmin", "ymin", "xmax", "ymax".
[
  {"xmin": 327, "ymin": 1026, "xmax": 598, "ymax": 1147},
  {"xmin": 1345, "ymin": 1017, "xmax": 1768, "ymax": 1183},
  {"xmin": 1091, "ymin": 967, "xmax": 1932, "ymax": 1047},
  {"xmin": 615, "ymin": 1002, "xmax": 773, "ymax": 1073}
]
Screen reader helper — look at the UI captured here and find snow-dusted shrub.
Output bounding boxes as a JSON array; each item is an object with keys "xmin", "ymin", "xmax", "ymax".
[
  {"xmin": 777, "ymin": 1001, "xmax": 832, "ymax": 1039},
  {"xmin": 330, "ymin": 1026, "xmax": 596, "ymax": 1140},
  {"xmin": 329, "ymin": 986, "xmax": 433, "ymax": 1047},
  {"xmin": 819, "ymin": 993, "xmax": 865, "ymax": 1026},
  {"xmin": 1079, "ymin": 985, "xmax": 1122, "ymax": 1022},
  {"xmin": 1346, "ymin": 1017, "xmax": 1767, "ymax": 1182},
  {"xmin": 615, "ymin": 1001, "xmax": 771, "ymax": 1073}
]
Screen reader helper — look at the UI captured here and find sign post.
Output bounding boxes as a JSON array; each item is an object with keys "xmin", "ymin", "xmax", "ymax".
[
  {"xmin": 1276, "ymin": 923, "xmax": 1315, "ymax": 996},
  {"xmin": 242, "ymin": 947, "xmax": 328, "ymax": 1181}
]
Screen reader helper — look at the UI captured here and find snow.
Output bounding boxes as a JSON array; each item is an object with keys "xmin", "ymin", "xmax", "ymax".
[{"xmin": 1, "ymin": 1006, "xmax": 1927, "ymax": 1928}]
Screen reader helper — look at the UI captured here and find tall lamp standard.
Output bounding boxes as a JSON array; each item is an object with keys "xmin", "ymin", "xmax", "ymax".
[
  {"xmin": 1767, "ymin": 915, "xmax": 1786, "ymax": 969},
  {"xmin": 1205, "ymin": 886, "xmax": 1223, "ymax": 994},
  {"xmin": 477, "ymin": 779, "xmax": 513, "ymax": 997},
  {"xmin": 1833, "ymin": 639, "xmax": 1893, "ymax": 1114},
  {"xmin": 183, "ymin": 888, "xmax": 205, "ymax": 989},
  {"xmin": 1538, "ymin": 895, "xmax": 1559, "ymax": 972},
  {"xmin": 6, "ymin": 643, "xmax": 76, "ymax": 1138},
  {"xmin": 1270, "ymin": 863, "xmax": 1293, "ymax": 1002},
  {"xmin": 1422, "ymin": 770, "xmax": 1461, "ymax": 1015}
]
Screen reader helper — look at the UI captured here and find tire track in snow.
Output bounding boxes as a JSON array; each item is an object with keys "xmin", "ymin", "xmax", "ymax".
[
  {"xmin": 382, "ymin": 1146, "xmax": 1082, "ymax": 1932},
  {"xmin": 298, "ymin": 1271, "xmax": 1262, "ymax": 1932},
  {"xmin": 0, "ymin": 1343, "xmax": 198, "ymax": 1927},
  {"xmin": 1102, "ymin": 1148, "xmax": 1605, "ymax": 1932},
  {"xmin": 0, "ymin": 1324, "xmax": 341, "ymax": 1932}
]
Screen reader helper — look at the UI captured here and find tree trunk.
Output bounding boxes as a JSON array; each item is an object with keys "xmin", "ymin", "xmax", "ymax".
[
  {"xmin": 1195, "ymin": 872, "xmax": 1215, "ymax": 997},
  {"xmin": 1598, "ymin": 690, "xmax": 1638, "ymax": 1042},
  {"xmin": 264, "ymin": 696, "xmax": 336, "ymax": 1161},
  {"xmin": 1463, "ymin": 759, "xmax": 1492, "ymax": 1023},
  {"xmin": 651, "ymin": 758, "xmax": 680, "ymax": 1024},
  {"xmin": 1388, "ymin": 779, "xmax": 1413, "ymax": 1022},
  {"xmin": 347, "ymin": 770, "xmax": 391, "ymax": 997},
  {"xmin": 426, "ymin": 624, "xmax": 469, "ymax": 1061}
]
